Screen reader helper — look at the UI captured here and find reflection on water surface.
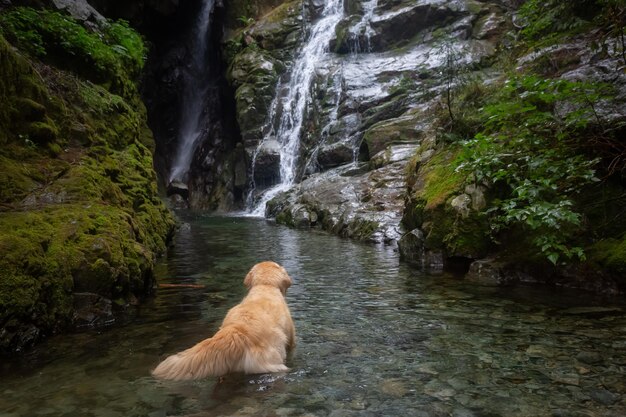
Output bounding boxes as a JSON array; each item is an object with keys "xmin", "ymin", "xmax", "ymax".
[{"xmin": 1, "ymin": 214, "xmax": 625, "ymax": 416}]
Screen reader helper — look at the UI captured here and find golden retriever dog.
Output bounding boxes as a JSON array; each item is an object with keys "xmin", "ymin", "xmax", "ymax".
[{"xmin": 152, "ymin": 261, "xmax": 295, "ymax": 380}]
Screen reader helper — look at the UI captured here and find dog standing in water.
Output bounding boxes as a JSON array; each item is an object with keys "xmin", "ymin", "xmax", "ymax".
[{"xmin": 152, "ymin": 261, "xmax": 296, "ymax": 380}]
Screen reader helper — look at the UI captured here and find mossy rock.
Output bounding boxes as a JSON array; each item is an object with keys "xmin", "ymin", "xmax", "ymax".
[
  {"xmin": 0, "ymin": 27, "xmax": 174, "ymax": 353},
  {"xmin": 225, "ymin": 0, "xmax": 302, "ymax": 53},
  {"xmin": 363, "ymin": 114, "xmax": 421, "ymax": 158},
  {"xmin": 0, "ymin": 7, "xmax": 146, "ymax": 99},
  {"xmin": 413, "ymin": 148, "xmax": 465, "ymax": 209},
  {"xmin": 589, "ymin": 237, "xmax": 626, "ymax": 277},
  {"xmin": 15, "ymin": 97, "xmax": 47, "ymax": 121},
  {"xmin": 27, "ymin": 120, "xmax": 59, "ymax": 144},
  {"xmin": 405, "ymin": 147, "xmax": 491, "ymax": 259}
]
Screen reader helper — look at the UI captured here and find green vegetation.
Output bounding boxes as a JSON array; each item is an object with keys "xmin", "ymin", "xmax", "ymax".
[
  {"xmin": 519, "ymin": 0, "xmax": 625, "ymax": 63},
  {"xmin": 406, "ymin": 1, "xmax": 626, "ymax": 269},
  {"xmin": 455, "ymin": 76, "xmax": 611, "ymax": 264},
  {"xmin": 0, "ymin": 7, "xmax": 146, "ymax": 97},
  {"xmin": 237, "ymin": 15, "xmax": 256, "ymax": 27},
  {"xmin": 0, "ymin": 5, "xmax": 173, "ymax": 353}
]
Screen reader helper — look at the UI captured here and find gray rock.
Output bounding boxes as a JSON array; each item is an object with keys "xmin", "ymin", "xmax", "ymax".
[
  {"xmin": 168, "ymin": 193, "xmax": 188, "ymax": 210},
  {"xmin": 398, "ymin": 229, "xmax": 425, "ymax": 266},
  {"xmin": 317, "ymin": 140, "xmax": 357, "ymax": 170},
  {"xmin": 167, "ymin": 180, "xmax": 189, "ymax": 199},
  {"xmin": 575, "ymin": 351, "xmax": 603, "ymax": 365},
  {"xmin": 450, "ymin": 193, "xmax": 472, "ymax": 218},
  {"xmin": 52, "ymin": 0, "xmax": 105, "ymax": 24},
  {"xmin": 268, "ymin": 156, "xmax": 409, "ymax": 244},
  {"xmin": 473, "ymin": 11, "xmax": 506, "ymax": 40},
  {"xmin": 589, "ymin": 388, "xmax": 620, "ymax": 405},
  {"xmin": 251, "ymin": 139, "xmax": 281, "ymax": 186},
  {"xmin": 332, "ymin": 1, "xmax": 468, "ymax": 53},
  {"xmin": 465, "ymin": 259, "xmax": 508, "ymax": 285},
  {"xmin": 464, "ymin": 183, "xmax": 486, "ymax": 211},
  {"xmin": 73, "ymin": 292, "xmax": 114, "ymax": 329}
]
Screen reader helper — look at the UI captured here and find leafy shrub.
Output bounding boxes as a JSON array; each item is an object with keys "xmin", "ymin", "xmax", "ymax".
[
  {"xmin": 519, "ymin": 0, "xmax": 626, "ymax": 63},
  {"xmin": 518, "ymin": 0, "xmax": 592, "ymax": 43},
  {"xmin": 456, "ymin": 75, "xmax": 610, "ymax": 264},
  {"xmin": 103, "ymin": 20, "xmax": 147, "ymax": 78},
  {"xmin": 0, "ymin": 7, "xmax": 145, "ymax": 92}
]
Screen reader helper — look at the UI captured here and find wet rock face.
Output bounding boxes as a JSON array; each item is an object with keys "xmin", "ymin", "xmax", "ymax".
[
  {"xmin": 142, "ymin": 0, "xmax": 242, "ymax": 210},
  {"xmin": 224, "ymin": 0, "xmax": 303, "ymax": 150},
  {"xmin": 51, "ymin": 0, "xmax": 105, "ymax": 23},
  {"xmin": 228, "ymin": 48, "xmax": 282, "ymax": 145},
  {"xmin": 331, "ymin": 0, "xmax": 470, "ymax": 53},
  {"xmin": 234, "ymin": 0, "xmax": 503, "ymax": 243},
  {"xmin": 267, "ymin": 144, "xmax": 415, "ymax": 243}
]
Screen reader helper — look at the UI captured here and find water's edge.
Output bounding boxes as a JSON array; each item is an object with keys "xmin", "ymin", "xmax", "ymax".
[{"xmin": 1, "ymin": 215, "xmax": 625, "ymax": 417}]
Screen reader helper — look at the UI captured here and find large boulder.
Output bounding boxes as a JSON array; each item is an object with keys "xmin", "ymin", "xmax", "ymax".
[
  {"xmin": 267, "ymin": 141, "xmax": 418, "ymax": 244},
  {"xmin": 331, "ymin": 0, "xmax": 471, "ymax": 53}
]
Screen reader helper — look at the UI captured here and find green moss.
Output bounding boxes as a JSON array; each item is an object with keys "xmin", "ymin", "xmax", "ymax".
[
  {"xmin": 0, "ymin": 25, "xmax": 174, "ymax": 352},
  {"xmin": 416, "ymin": 148, "xmax": 465, "ymax": 209},
  {"xmin": 405, "ymin": 146, "xmax": 491, "ymax": 257},
  {"xmin": 333, "ymin": 20, "xmax": 350, "ymax": 53},
  {"xmin": 0, "ymin": 196, "xmax": 173, "ymax": 334},
  {"xmin": 589, "ymin": 237, "xmax": 626, "ymax": 275},
  {"xmin": 15, "ymin": 97, "xmax": 46, "ymax": 121},
  {"xmin": 0, "ymin": 7, "xmax": 146, "ymax": 98},
  {"xmin": 275, "ymin": 210, "xmax": 294, "ymax": 227},
  {"xmin": 0, "ymin": 156, "xmax": 37, "ymax": 203},
  {"xmin": 27, "ymin": 120, "xmax": 58, "ymax": 144}
]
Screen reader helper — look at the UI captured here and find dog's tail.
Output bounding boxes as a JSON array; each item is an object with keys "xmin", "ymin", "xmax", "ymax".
[{"xmin": 152, "ymin": 326, "xmax": 247, "ymax": 380}]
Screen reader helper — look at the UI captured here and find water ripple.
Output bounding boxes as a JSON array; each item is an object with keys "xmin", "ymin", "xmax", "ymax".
[{"xmin": 0, "ymin": 215, "xmax": 625, "ymax": 417}]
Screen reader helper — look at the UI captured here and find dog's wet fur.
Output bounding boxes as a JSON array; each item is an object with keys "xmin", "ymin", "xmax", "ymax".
[{"xmin": 152, "ymin": 261, "xmax": 295, "ymax": 380}]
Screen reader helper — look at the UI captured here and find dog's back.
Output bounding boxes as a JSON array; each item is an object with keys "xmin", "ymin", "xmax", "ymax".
[{"xmin": 152, "ymin": 262, "xmax": 295, "ymax": 380}]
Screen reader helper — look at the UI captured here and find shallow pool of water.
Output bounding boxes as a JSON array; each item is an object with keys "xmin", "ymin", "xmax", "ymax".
[{"xmin": 1, "ymin": 214, "xmax": 625, "ymax": 416}]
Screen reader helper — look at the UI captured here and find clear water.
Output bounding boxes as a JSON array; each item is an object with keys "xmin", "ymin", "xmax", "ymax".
[{"xmin": 1, "ymin": 215, "xmax": 626, "ymax": 417}]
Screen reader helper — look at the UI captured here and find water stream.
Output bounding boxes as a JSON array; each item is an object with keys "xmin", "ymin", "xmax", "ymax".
[
  {"xmin": 1, "ymin": 214, "xmax": 625, "ymax": 416},
  {"xmin": 169, "ymin": 0, "xmax": 215, "ymax": 184},
  {"xmin": 349, "ymin": 0, "xmax": 378, "ymax": 53},
  {"xmin": 247, "ymin": 0, "xmax": 344, "ymax": 216}
]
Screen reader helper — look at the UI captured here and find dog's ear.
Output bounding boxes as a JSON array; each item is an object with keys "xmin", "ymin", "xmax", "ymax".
[
  {"xmin": 277, "ymin": 267, "xmax": 292, "ymax": 295},
  {"xmin": 244, "ymin": 267, "xmax": 255, "ymax": 290}
]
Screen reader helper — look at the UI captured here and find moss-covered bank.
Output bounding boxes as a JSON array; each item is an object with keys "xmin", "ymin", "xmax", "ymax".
[
  {"xmin": 401, "ymin": 0, "xmax": 626, "ymax": 293},
  {"xmin": 0, "ymin": 8, "xmax": 175, "ymax": 353}
]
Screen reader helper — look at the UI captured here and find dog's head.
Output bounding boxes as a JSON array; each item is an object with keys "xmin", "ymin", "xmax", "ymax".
[{"xmin": 244, "ymin": 261, "xmax": 292, "ymax": 295}]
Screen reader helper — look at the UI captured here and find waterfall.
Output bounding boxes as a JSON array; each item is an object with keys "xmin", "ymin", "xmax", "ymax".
[
  {"xmin": 169, "ymin": 0, "xmax": 215, "ymax": 184},
  {"xmin": 350, "ymin": 0, "xmax": 378, "ymax": 53},
  {"xmin": 247, "ymin": 0, "xmax": 344, "ymax": 216}
]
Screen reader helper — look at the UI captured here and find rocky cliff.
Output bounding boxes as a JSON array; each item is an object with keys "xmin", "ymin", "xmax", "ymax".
[{"xmin": 221, "ymin": 0, "xmax": 626, "ymax": 294}]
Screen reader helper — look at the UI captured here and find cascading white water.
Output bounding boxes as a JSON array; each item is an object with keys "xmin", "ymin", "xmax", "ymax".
[
  {"xmin": 169, "ymin": 0, "xmax": 215, "ymax": 184},
  {"xmin": 301, "ymin": 67, "xmax": 344, "ymax": 174},
  {"xmin": 350, "ymin": 0, "xmax": 378, "ymax": 53},
  {"xmin": 248, "ymin": 0, "xmax": 344, "ymax": 216}
]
